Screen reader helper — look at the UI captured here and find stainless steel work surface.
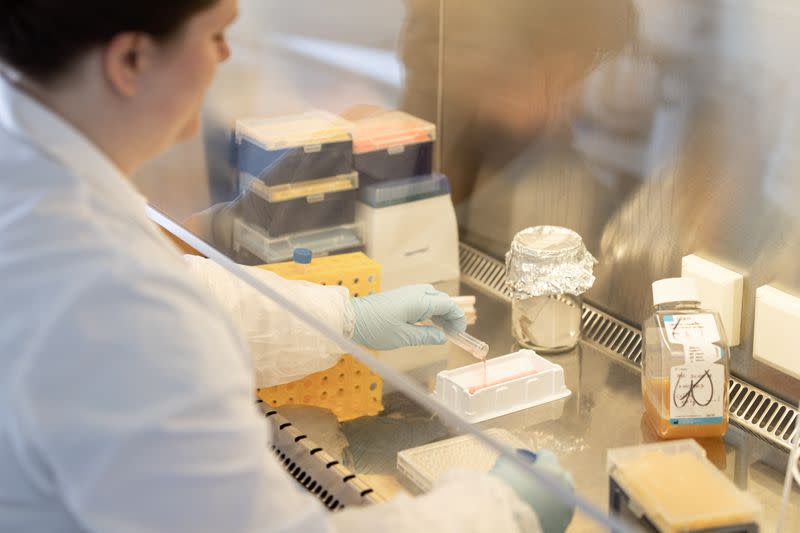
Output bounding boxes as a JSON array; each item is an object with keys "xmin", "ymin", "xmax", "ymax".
[{"xmin": 320, "ymin": 283, "xmax": 800, "ymax": 531}]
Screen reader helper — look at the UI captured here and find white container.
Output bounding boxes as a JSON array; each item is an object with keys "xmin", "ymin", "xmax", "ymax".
[
  {"xmin": 433, "ymin": 350, "xmax": 571, "ymax": 423},
  {"xmin": 356, "ymin": 193, "xmax": 459, "ymax": 289},
  {"xmin": 397, "ymin": 428, "xmax": 527, "ymax": 492}
]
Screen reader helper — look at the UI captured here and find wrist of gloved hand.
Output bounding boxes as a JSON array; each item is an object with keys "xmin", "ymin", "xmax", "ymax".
[
  {"xmin": 349, "ymin": 284, "xmax": 466, "ymax": 350},
  {"xmin": 490, "ymin": 449, "xmax": 575, "ymax": 533}
]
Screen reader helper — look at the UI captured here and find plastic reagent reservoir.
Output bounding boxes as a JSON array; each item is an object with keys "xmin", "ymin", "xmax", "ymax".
[{"xmin": 433, "ymin": 350, "xmax": 571, "ymax": 423}]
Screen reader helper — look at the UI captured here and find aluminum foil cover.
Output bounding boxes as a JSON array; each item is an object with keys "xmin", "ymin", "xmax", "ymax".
[{"xmin": 505, "ymin": 226, "xmax": 597, "ymax": 298}]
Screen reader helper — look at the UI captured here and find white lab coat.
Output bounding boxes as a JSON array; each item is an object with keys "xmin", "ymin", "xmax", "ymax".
[{"xmin": 0, "ymin": 76, "xmax": 539, "ymax": 532}]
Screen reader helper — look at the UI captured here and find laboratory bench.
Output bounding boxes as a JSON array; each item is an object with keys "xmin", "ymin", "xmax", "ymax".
[{"xmin": 274, "ymin": 281, "xmax": 800, "ymax": 531}]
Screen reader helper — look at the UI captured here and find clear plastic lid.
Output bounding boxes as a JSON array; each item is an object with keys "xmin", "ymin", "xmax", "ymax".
[
  {"xmin": 607, "ymin": 440, "xmax": 762, "ymax": 532},
  {"xmin": 351, "ymin": 111, "xmax": 436, "ymax": 154},
  {"xmin": 358, "ymin": 173, "xmax": 450, "ymax": 207},
  {"xmin": 233, "ymin": 219, "xmax": 363, "ymax": 264},
  {"xmin": 235, "ymin": 110, "xmax": 353, "ymax": 151}
]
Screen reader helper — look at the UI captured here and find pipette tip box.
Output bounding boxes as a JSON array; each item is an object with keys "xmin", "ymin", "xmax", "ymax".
[
  {"xmin": 351, "ymin": 111, "xmax": 435, "ymax": 181},
  {"xmin": 358, "ymin": 173, "xmax": 450, "ymax": 208},
  {"xmin": 236, "ymin": 111, "xmax": 354, "ymax": 187},
  {"xmin": 239, "ymin": 185, "xmax": 357, "ymax": 238},
  {"xmin": 607, "ymin": 440, "xmax": 761, "ymax": 532},
  {"xmin": 433, "ymin": 350, "xmax": 571, "ymax": 423},
  {"xmin": 233, "ymin": 218, "xmax": 363, "ymax": 264}
]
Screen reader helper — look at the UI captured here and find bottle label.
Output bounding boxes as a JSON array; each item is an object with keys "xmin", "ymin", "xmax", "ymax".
[
  {"xmin": 669, "ymin": 364, "xmax": 725, "ymax": 425},
  {"xmin": 683, "ymin": 343, "xmax": 723, "ymax": 364},
  {"xmin": 663, "ymin": 314, "xmax": 720, "ymax": 345}
]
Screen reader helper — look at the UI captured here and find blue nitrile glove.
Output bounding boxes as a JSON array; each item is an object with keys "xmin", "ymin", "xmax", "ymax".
[
  {"xmin": 490, "ymin": 449, "xmax": 576, "ymax": 533},
  {"xmin": 349, "ymin": 284, "xmax": 466, "ymax": 350}
]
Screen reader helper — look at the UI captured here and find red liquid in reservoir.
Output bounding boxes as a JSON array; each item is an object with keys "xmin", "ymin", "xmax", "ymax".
[{"xmin": 468, "ymin": 369, "xmax": 539, "ymax": 395}]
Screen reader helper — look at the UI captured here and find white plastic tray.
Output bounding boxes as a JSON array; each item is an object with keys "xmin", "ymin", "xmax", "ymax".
[
  {"xmin": 396, "ymin": 428, "xmax": 527, "ymax": 492},
  {"xmin": 433, "ymin": 349, "xmax": 571, "ymax": 423}
]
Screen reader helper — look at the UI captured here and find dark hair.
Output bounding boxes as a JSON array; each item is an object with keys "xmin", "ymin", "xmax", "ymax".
[{"xmin": 0, "ymin": 1, "xmax": 218, "ymax": 83}]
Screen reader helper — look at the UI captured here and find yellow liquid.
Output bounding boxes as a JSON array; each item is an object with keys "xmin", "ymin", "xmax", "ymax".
[
  {"xmin": 643, "ymin": 378, "xmax": 728, "ymax": 439},
  {"xmin": 614, "ymin": 451, "xmax": 758, "ymax": 531}
]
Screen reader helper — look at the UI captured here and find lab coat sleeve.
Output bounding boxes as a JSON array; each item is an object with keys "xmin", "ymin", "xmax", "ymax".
[
  {"xmin": 184, "ymin": 255, "xmax": 356, "ymax": 388},
  {"xmin": 333, "ymin": 471, "xmax": 542, "ymax": 533},
  {"xmin": 17, "ymin": 266, "xmax": 337, "ymax": 533},
  {"xmin": 16, "ymin": 263, "xmax": 540, "ymax": 533}
]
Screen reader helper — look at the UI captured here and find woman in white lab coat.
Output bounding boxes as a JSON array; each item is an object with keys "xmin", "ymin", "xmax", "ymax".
[{"xmin": 0, "ymin": 1, "xmax": 573, "ymax": 532}]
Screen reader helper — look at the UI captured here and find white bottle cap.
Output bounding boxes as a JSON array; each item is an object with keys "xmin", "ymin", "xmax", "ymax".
[{"xmin": 652, "ymin": 277, "xmax": 701, "ymax": 306}]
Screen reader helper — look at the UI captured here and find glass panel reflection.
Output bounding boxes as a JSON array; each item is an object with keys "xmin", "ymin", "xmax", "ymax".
[
  {"xmin": 431, "ymin": 0, "xmax": 800, "ymax": 400},
  {"xmin": 134, "ymin": 0, "xmax": 800, "ymax": 529}
]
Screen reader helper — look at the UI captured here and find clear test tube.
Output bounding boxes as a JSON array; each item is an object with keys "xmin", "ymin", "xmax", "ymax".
[{"xmin": 432, "ymin": 317, "xmax": 489, "ymax": 360}]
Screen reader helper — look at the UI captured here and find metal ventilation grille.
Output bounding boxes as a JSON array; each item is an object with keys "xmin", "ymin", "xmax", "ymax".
[
  {"xmin": 728, "ymin": 379, "xmax": 798, "ymax": 452},
  {"xmin": 259, "ymin": 403, "xmax": 381, "ymax": 510},
  {"xmin": 459, "ymin": 243, "xmax": 511, "ymax": 300},
  {"xmin": 458, "ymin": 242, "xmax": 800, "ymax": 453},
  {"xmin": 581, "ymin": 306, "xmax": 643, "ymax": 365}
]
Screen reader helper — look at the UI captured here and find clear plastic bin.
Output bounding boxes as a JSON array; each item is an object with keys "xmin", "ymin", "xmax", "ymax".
[
  {"xmin": 238, "ymin": 173, "xmax": 358, "ymax": 237},
  {"xmin": 233, "ymin": 219, "xmax": 363, "ymax": 264},
  {"xmin": 358, "ymin": 173, "xmax": 450, "ymax": 208},
  {"xmin": 236, "ymin": 111, "xmax": 354, "ymax": 187},
  {"xmin": 607, "ymin": 440, "xmax": 761, "ymax": 532},
  {"xmin": 351, "ymin": 111, "xmax": 435, "ymax": 181},
  {"xmin": 433, "ymin": 350, "xmax": 571, "ymax": 423}
]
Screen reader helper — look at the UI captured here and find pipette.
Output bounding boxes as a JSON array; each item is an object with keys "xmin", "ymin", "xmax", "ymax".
[{"xmin": 432, "ymin": 317, "xmax": 489, "ymax": 361}]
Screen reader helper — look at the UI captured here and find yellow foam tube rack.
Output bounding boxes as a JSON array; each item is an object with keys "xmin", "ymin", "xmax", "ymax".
[
  {"xmin": 259, "ymin": 251, "xmax": 380, "ymax": 296},
  {"xmin": 256, "ymin": 252, "xmax": 384, "ymax": 421}
]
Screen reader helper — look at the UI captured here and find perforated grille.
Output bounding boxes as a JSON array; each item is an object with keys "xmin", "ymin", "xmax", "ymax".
[
  {"xmin": 581, "ymin": 306, "xmax": 643, "ymax": 365},
  {"xmin": 459, "ymin": 243, "xmax": 511, "ymax": 300},
  {"xmin": 728, "ymin": 380, "xmax": 798, "ymax": 452},
  {"xmin": 459, "ymin": 242, "xmax": 800, "ymax": 453}
]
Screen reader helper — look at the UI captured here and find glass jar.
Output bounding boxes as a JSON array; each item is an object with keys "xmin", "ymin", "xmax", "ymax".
[
  {"xmin": 512, "ymin": 294, "xmax": 583, "ymax": 353},
  {"xmin": 505, "ymin": 226, "xmax": 596, "ymax": 354}
]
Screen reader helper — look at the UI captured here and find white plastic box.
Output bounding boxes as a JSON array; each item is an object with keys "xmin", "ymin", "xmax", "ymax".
[
  {"xmin": 433, "ymin": 350, "xmax": 571, "ymax": 423},
  {"xmin": 356, "ymin": 174, "xmax": 459, "ymax": 289}
]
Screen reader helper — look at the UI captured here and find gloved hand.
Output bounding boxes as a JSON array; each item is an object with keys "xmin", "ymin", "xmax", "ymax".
[
  {"xmin": 349, "ymin": 285, "xmax": 466, "ymax": 350},
  {"xmin": 490, "ymin": 449, "xmax": 575, "ymax": 533}
]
